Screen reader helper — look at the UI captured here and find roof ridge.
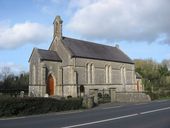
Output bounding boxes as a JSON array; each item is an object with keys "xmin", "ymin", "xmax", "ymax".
[
  {"xmin": 63, "ymin": 36, "xmax": 116, "ymax": 48},
  {"xmin": 37, "ymin": 48, "xmax": 48, "ymax": 51}
]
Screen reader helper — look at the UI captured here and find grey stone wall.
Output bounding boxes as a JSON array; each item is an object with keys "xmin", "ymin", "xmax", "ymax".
[
  {"xmin": 29, "ymin": 49, "xmax": 43, "ymax": 97},
  {"xmin": 112, "ymin": 69, "xmax": 121, "ymax": 84},
  {"xmin": 116, "ymin": 92, "xmax": 151, "ymax": 102},
  {"xmin": 50, "ymin": 39, "xmax": 74, "ymax": 66},
  {"xmin": 29, "ymin": 48, "xmax": 62, "ymax": 97},
  {"xmin": 74, "ymin": 58, "xmax": 136, "ymax": 96}
]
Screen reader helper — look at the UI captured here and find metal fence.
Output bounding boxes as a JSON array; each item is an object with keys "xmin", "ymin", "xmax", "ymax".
[{"xmin": 98, "ymin": 89, "xmax": 111, "ymax": 103}]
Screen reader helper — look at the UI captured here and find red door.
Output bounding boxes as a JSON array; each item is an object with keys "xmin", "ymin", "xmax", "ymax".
[{"xmin": 47, "ymin": 75, "xmax": 54, "ymax": 96}]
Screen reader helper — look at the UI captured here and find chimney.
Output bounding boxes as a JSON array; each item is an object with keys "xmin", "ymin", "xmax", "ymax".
[
  {"xmin": 115, "ymin": 44, "xmax": 119, "ymax": 49},
  {"xmin": 53, "ymin": 16, "xmax": 63, "ymax": 40}
]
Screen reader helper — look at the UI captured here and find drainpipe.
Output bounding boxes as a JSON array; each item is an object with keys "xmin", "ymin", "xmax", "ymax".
[
  {"xmin": 74, "ymin": 58, "xmax": 79, "ymax": 97},
  {"xmin": 61, "ymin": 67, "xmax": 64, "ymax": 97}
]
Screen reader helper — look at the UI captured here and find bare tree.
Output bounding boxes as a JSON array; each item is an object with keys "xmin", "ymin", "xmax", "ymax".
[
  {"xmin": 162, "ymin": 59, "xmax": 170, "ymax": 70},
  {"xmin": 0, "ymin": 74, "xmax": 2, "ymax": 81},
  {"xmin": 1, "ymin": 66, "xmax": 11, "ymax": 80}
]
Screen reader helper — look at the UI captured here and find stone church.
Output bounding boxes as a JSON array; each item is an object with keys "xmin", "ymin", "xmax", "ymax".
[{"xmin": 29, "ymin": 16, "xmax": 142, "ymax": 97}]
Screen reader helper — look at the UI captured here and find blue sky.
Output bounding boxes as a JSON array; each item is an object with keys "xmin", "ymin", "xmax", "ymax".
[{"xmin": 0, "ymin": 0, "xmax": 170, "ymax": 74}]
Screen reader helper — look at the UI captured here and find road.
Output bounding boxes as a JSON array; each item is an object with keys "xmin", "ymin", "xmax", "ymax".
[{"xmin": 0, "ymin": 100, "xmax": 170, "ymax": 128}]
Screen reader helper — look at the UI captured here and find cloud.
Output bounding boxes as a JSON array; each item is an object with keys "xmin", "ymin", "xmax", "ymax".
[
  {"xmin": 67, "ymin": 0, "xmax": 170, "ymax": 43},
  {"xmin": 0, "ymin": 21, "xmax": 52, "ymax": 49},
  {"xmin": 67, "ymin": 0, "xmax": 95, "ymax": 9},
  {"xmin": 0, "ymin": 62, "xmax": 27, "ymax": 75}
]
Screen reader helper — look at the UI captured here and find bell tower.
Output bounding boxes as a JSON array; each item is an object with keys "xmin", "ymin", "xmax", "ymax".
[{"xmin": 53, "ymin": 16, "xmax": 63, "ymax": 40}]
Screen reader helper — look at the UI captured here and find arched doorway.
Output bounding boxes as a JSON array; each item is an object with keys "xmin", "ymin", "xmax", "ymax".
[
  {"xmin": 80, "ymin": 85, "xmax": 85, "ymax": 97},
  {"xmin": 47, "ymin": 74, "xmax": 55, "ymax": 96}
]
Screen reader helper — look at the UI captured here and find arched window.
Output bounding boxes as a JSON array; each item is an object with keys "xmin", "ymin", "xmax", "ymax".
[
  {"xmin": 87, "ymin": 63, "xmax": 91, "ymax": 84},
  {"xmin": 32, "ymin": 65, "xmax": 36, "ymax": 85},
  {"xmin": 105, "ymin": 65, "xmax": 112, "ymax": 83},
  {"xmin": 91, "ymin": 63, "xmax": 94, "ymax": 84},
  {"xmin": 108, "ymin": 65, "xmax": 112, "ymax": 83},
  {"xmin": 105, "ymin": 65, "xmax": 108, "ymax": 83},
  {"xmin": 86, "ymin": 63, "xmax": 95, "ymax": 84},
  {"xmin": 121, "ymin": 66, "xmax": 126, "ymax": 85}
]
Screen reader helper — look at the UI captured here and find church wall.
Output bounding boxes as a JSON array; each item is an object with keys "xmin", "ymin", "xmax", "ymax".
[
  {"xmin": 29, "ymin": 49, "xmax": 62, "ymax": 97},
  {"xmin": 126, "ymin": 70, "xmax": 133, "ymax": 84},
  {"xmin": 29, "ymin": 49, "xmax": 38, "ymax": 85},
  {"xmin": 74, "ymin": 58, "xmax": 136, "ymax": 95},
  {"xmin": 29, "ymin": 49, "xmax": 43, "ymax": 97},
  {"xmin": 50, "ymin": 39, "xmax": 74, "ymax": 66},
  {"xmin": 62, "ymin": 65, "xmax": 78, "ymax": 97},
  {"xmin": 63, "ymin": 65, "xmax": 75, "ymax": 85},
  {"xmin": 48, "ymin": 39, "xmax": 78, "ymax": 97},
  {"xmin": 75, "ymin": 66, "xmax": 86, "ymax": 84},
  {"xmin": 95, "ymin": 68, "xmax": 105, "ymax": 84},
  {"xmin": 51, "ymin": 39, "xmax": 79, "ymax": 97},
  {"xmin": 112, "ymin": 69, "xmax": 122, "ymax": 84},
  {"xmin": 42, "ymin": 61, "xmax": 62, "ymax": 96},
  {"xmin": 29, "ymin": 50, "xmax": 136, "ymax": 97}
]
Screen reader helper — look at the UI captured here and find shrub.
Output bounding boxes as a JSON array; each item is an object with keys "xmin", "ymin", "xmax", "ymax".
[
  {"xmin": 98, "ymin": 93, "xmax": 102, "ymax": 98},
  {"xmin": 0, "ymin": 97, "xmax": 83, "ymax": 117},
  {"xmin": 146, "ymin": 92, "xmax": 159, "ymax": 100},
  {"xmin": 67, "ymin": 95, "xmax": 72, "ymax": 99}
]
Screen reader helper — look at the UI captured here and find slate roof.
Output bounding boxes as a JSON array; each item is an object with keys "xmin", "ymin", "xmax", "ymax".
[
  {"xmin": 37, "ymin": 49, "xmax": 62, "ymax": 62},
  {"xmin": 62, "ymin": 37, "xmax": 134, "ymax": 64}
]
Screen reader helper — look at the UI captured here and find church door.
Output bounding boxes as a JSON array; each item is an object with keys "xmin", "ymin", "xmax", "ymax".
[{"xmin": 47, "ymin": 74, "xmax": 54, "ymax": 96}]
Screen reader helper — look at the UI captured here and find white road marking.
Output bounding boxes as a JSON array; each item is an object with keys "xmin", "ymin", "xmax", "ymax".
[
  {"xmin": 60, "ymin": 114, "xmax": 138, "ymax": 128},
  {"xmin": 61, "ymin": 106, "xmax": 170, "ymax": 128},
  {"xmin": 155, "ymin": 100, "xmax": 169, "ymax": 103},
  {"xmin": 140, "ymin": 107, "xmax": 170, "ymax": 115},
  {"xmin": 102, "ymin": 106, "xmax": 121, "ymax": 110}
]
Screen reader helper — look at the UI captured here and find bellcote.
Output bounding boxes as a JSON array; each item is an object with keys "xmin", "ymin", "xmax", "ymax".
[{"xmin": 53, "ymin": 16, "xmax": 63, "ymax": 40}]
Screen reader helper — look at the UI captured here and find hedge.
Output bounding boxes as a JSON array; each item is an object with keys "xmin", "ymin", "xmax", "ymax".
[
  {"xmin": 0, "ymin": 97, "xmax": 83, "ymax": 117},
  {"xmin": 146, "ymin": 91, "xmax": 170, "ymax": 100}
]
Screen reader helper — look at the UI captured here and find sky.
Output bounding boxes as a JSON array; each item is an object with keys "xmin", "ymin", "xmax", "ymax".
[{"xmin": 0, "ymin": 0, "xmax": 170, "ymax": 74}]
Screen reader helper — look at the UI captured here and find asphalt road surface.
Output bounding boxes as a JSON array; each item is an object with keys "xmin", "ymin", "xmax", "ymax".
[{"xmin": 0, "ymin": 100, "xmax": 170, "ymax": 128}]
